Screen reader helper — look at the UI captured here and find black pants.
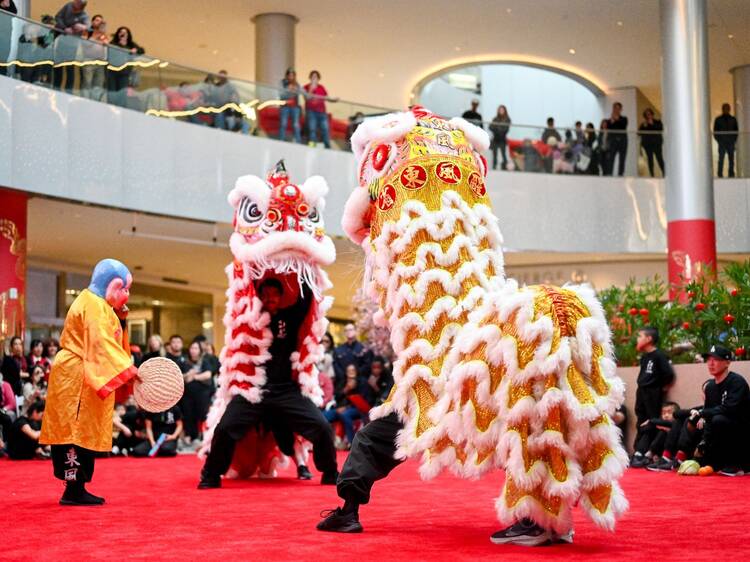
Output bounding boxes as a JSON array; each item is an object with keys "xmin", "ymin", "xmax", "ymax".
[
  {"xmin": 337, "ymin": 412, "xmax": 404, "ymax": 504},
  {"xmin": 132, "ymin": 438, "xmax": 178, "ymax": 457},
  {"xmin": 663, "ymin": 409, "xmax": 701, "ymax": 457},
  {"xmin": 53, "ymin": 65, "xmax": 76, "ymax": 93},
  {"xmin": 182, "ymin": 381, "xmax": 214, "ymax": 440},
  {"xmin": 113, "ymin": 431, "xmax": 145, "ymax": 454},
  {"xmin": 703, "ymin": 414, "xmax": 746, "ymax": 470},
  {"xmin": 202, "ymin": 389, "xmax": 337, "ymax": 478},
  {"xmin": 634, "ymin": 425, "xmax": 668, "ymax": 455},
  {"xmin": 633, "ymin": 385, "xmax": 663, "ymax": 451},
  {"xmin": 51, "ymin": 444, "xmax": 96, "ymax": 483},
  {"xmin": 718, "ymin": 143, "xmax": 736, "ymax": 177},
  {"xmin": 643, "ymin": 145, "xmax": 665, "ymax": 176},
  {"xmin": 492, "ymin": 139, "xmax": 508, "ymax": 170},
  {"xmin": 607, "ymin": 142, "xmax": 628, "ymax": 176}
]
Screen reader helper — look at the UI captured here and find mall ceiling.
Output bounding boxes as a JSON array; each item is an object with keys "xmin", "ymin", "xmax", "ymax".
[{"xmin": 31, "ymin": 0, "xmax": 750, "ymax": 116}]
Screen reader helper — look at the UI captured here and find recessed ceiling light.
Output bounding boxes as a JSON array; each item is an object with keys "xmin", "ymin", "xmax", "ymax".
[
  {"xmin": 378, "ymin": 72, "xmax": 385, "ymax": 78},
  {"xmin": 728, "ymin": 33, "xmax": 735, "ymax": 39},
  {"xmin": 569, "ymin": 48, "xmax": 576, "ymax": 55},
  {"xmin": 455, "ymin": 46, "xmax": 461, "ymax": 52},
  {"xmin": 506, "ymin": 8, "xmax": 512, "ymax": 13},
  {"xmin": 212, "ymin": 49, "xmax": 219, "ymax": 55},
  {"xmin": 617, "ymin": 21, "xmax": 623, "ymax": 26}
]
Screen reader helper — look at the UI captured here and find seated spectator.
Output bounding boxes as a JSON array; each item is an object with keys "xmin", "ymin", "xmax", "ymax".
[
  {"xmin": 365, "ymin": 356, "xmax": 393, "ymax": 408},
  {"xmin": 111, "ymin": 402, "xmax": 145, "ymax": 455},
  {"xmin": 0, "ymin": 374, "xmax": 17, "ymax": 452},
  {"xmin": 2, "ymin": 336, "xmax": 29, "ymax": 396},
  {"xmin": 647, "ymin": 403, "xmax": 702, "ymax": 472},
  {"xmin": 541, "ymin": 117, "xmax": 561, "ymax": 145},
  {"xmin": 22, "ymin": 365, "xmax": 47, "ymax": 412},
  {"xmin": 649, "ymin": 345, "xmax": 750, "ymax": 475},
  {"xmin": 7, "ymin": 400, "xmax": 47, "ymax": 460},
  {"xmin": 131, "ymin": 404, "xmax": 183, "ymax": 457},
  {"xmin": 324, "ymin": 364, "xmax": 369, "ymax": 449},
  {"xmin": 27, "ymin": 338, "xmax": 51, "ymax": 377},
  {"xmin": 630, "ymin": 401, "xmax": 679, "ymax": 468},
  {"xmin": 44, "ymin": 338, "xmax": 60, "ymax": 367}
]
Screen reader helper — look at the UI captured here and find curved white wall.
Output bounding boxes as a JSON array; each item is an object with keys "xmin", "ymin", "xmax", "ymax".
[{"xmin": 2, "ymin": 75, "xmax": 749, "ymax": 254}]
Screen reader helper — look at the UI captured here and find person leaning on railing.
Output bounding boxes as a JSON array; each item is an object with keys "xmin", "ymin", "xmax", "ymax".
[
  {"xmin": 638, "ymin": 108, "xmax": 665, "ymax": 177},
  {"xmin": 0, "ymin": 0, "xmax": 17, "ymax": 77},
  {"xmin": 53, "ymin": 0, "xmax": 90, "ymax": 94},
  {"xmin": 606, "ymin": 102, "xmax": 628, "ymax": 177},
  {"xmin": 106, "ymin": 26, "xmax": 145, "ymax": 108},
  {"xmin": 279, "ymin": 67, "xmax": 302, "ymax": 143}
]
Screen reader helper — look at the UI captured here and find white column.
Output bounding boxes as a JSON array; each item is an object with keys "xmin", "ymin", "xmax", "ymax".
[
  {"xmin": 659, "ymin": 0, "xmax": 716, "ymax": 288},
  {"xmin": 15, "ymin": 0, "xmax": 31, "ymax": 17},
  {"xmin": 731, "ymin": 64, "xmax": 750, "ymax": 177},
  {"xmin": 251, "ymin": 12, "xmax": 298, "ymax": 89}
]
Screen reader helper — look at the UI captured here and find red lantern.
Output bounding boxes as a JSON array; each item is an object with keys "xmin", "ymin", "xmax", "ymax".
[
  {"xmin": 682, "ymin": 322, "xmax": 691, "ymax": 330},
  {"xmin": 724, "ymin": 314, "xmax": 736, "ymax": 324},
  {"xmin": 695, "ymin": 303, "xmax": 706, "ymax": 312},
  {"xmin": 628, "ymin": 307, "xmax": 638, "ymax": 316},
  {"xmin": 687, "ymin": 291, "xmax": 696, "ymax": 299},
  {"xmin": 736, "ymin": 347, "xmax": 746, "ymax": 357},
  {"xmin": 731, "ymin": 288, "xmax": 739, "ymax": 297},
  {"xmin": 639, "ymin": 308, "xmax": 649, "ymax": 317}
]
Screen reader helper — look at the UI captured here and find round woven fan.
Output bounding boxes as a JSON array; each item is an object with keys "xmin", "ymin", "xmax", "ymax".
[{"xmin": 134, "ymin": 357, "xmax": 184, "ymax": 413}]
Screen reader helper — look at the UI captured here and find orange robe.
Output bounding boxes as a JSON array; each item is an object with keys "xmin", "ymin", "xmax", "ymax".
[{"xmin": 40, "ymin": 289, "xmax": 137, "ymax": 452}]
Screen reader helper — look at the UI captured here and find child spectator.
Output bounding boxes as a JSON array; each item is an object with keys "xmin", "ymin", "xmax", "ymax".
[
  {"xmin": 630, "ymin": 401, "xmax": 679, "ymax": 467},
  {"xmin": 631, "ymin": 327, "xmax": 674, "ymax": 464},
  {"xmin": 131, "ymin": 404, "xmax": 183, "ymax": 457},
  {"xmin": 7, "ymin": 400, "xmax": 47, "ymax": 460}
]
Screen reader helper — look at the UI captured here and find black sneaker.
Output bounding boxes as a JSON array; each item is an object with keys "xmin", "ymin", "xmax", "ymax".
[
  {"xmin": 646, "ymin": 457, "xmax": 675, "ymax": 472},
  {"xmin": 719, "ymin": 466, "xmax": 745, "ymax": 477},
  {"xmin": 490, "ymin": 519, "xmax": 552, "ymax": 546},
  {"xmin": 316, "ymin": 507, "xmax": 363, "ymax": 533},
  {"xmin": 551, "ymin": 529, "xmax": 574, "ymax": 544},
  {"xmin": 630, "ymin": 455, "xmax": 649, "ymax": 468},
  {"xmin": 297, "ymin": 465, "xmax": 313, "ymax": 480},
  {"xmin": 83, "ymin": 487, "xmax": 105, "ymax": 505},
  {"xmin": 59, "ymin": 483, "xmax": 103, "ymax": 506},
  {"xmin": 320, "ymin": 470, "xmax": 339, "ymax": 485},
  {"xmin": 197, "ymin": 471, "xmax": 221, "ymax": 489}
]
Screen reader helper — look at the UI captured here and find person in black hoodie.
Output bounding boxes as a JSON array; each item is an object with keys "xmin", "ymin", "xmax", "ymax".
[
  {"xmin": 713, "ymin": 103, "xmax": 739, "ymax": 178},
  {"xmin": 697, "ymin": 344, "xmax": 750, "ymax": 475},
  {"xmin": 630, "ymin": 327, "xmax": 674, "ymax": 464},
  {"xmin": 638, "ymin": 108, "xmax": 664, "ymax": 177}
]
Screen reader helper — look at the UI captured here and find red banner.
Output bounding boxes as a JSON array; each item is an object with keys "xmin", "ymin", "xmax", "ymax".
[{"xmin": 0, "ymin": 188, "xmax": 28, "ymax": 341}]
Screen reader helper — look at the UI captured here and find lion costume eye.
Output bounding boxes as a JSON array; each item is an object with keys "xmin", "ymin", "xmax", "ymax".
[
  {"xmin": 309, "ymin": 207, "xmax": 319, "ymax": 222},
  {"xmin": 239, "ymin": 198, "xmax": 263, "ymax": 223}
]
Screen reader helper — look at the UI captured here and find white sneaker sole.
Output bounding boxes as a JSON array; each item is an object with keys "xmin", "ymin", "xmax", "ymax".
[{"xmin": 490, "ymin": 532, "xmax": 552, "ymax": 546}]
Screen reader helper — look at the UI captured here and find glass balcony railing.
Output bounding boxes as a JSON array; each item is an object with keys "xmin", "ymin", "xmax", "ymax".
[{"xmin": 1, "ymin": 9, "xmax": 748, "ymax": 176}]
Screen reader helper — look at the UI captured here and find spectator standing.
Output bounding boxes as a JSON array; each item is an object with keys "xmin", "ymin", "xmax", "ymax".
[
  {"xmin": 181, "ymin": 341, "xmax": 214, "ymax": 446},
  {"xmin": 1, "ymin": 336, "xmax": 28, "ymax": 396},
  {"xmin": 141, "ymin": 334, "xmax": 165, "ymax": 362},
  {"xmin": 581, "ymin": 122, "xmax": 599, "ymax": 175},
  {"xmin": 606, "ymin": 102, "xmax": 628, "ymax": 176},
  {"xmin": 333, "ymin": 323, "xmax": 368, "ymax": 392},
  {"xmin": 317, "ymin": 332, "xmax": 336, "ymax": 405},
  {"xmin": 165, "ymin": 335, "xmax": 190, "ymax": 375},
  {"xmin": 0, "ymin": 0, "xmax": 18, "ymax": 78},
  {"xmin": 304, "ymin": 70, "xmax": 336, "ymax": 148},
  {"xmin": 461, "ymin": 98, "xmax": 483, "ymax": 129},
  {"xmin": 541, "ymin": 117, "xmax": 561, "ymax": 145},
  {"xmin": 106, "ymin": 26, "xmax": 145, "ymax": 107},
  {"xmin": 638, "ymin": 108, "xmax": 665, "ymax": 177},
  {"xmin": 17, "ymin": 13, "xmax": 56, "ymax": 85},
  {"xmin": 631, "ymin": 327, "xmax": 675, "ymax": 463},
  {"xmin": 7, "ymin": 400, "xmax": 46, "ymax": 460},
  {"xmin": 279, "ymin": 67, "xmax": 302, "ymax": 143},
  {"xmin": 53, "ymin": 0, "xmax": 90, "ymax": 93},
  {"xmin": 192, "ymin": 334, "xmax": 220, "ymax": 378},
  {"xmin": 597, "ymin": 119, "xmax": 611, "ymax": 175},
  {"xmin": 714, "ymin": 103, "xmax": 739, "ymax": 178},
  {"xmin": 80, "ymin": 13, "xmax": 108, "ymax": 100},
  {"xmin": 489, "ymin": 105, "xmax": 511, "ymax": 170}
]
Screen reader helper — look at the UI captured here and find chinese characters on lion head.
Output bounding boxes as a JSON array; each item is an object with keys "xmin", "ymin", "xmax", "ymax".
[
  {"xmin": 341, "ymin": 106, "xmax": 628, "ymax": 535},
  {"xmin": 200, "ymin": 161, "xmax": 335, "ymax": 478}
]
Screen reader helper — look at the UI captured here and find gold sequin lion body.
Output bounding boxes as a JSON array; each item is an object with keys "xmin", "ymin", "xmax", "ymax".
[{"xmin": 342, "ymin": 107, "xmax": 628, "ymax": 534}]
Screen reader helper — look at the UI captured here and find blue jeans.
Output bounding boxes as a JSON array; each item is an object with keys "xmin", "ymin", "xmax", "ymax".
[
  {"xmin": 279, "ymin": 105, "xmax": 301, "ymax": 143},
  {"xmin": 324, "ymin": 406, "xmax": 361, "ymax": 444},
  {"xmin": 306, "ymin": 110, "xmax": 330, "ymax": 148},
  {"xmin": 215, "ymin": 111, "xmax": 250, "ymax": 134}
]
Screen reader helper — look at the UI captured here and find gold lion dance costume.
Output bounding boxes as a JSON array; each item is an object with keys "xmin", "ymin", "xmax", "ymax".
[
  {"xmin": 198, "ymin": 161, "xmax": 339, "ymax": 486},
  {"xmin": 40, "ymin": 259, "xmax": 137, "ymax": 506},
  {"xmin": 318, "ymin": 107, "xmax": 628, "ymax": 545}
]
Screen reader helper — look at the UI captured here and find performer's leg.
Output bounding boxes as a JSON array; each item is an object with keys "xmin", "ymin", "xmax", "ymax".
[
  {"xmin": 317, "ymin": 413, "xmax": 404, "ymax": 533},
  {"xmin": 52, "ymin": 444, "xmax": 101, "ymax": 506},
  {"xmin": 270, "ymin": 389, "xmax": 337, "ymax": 480},
  {"xmin": 199, "ymin": 395, "xmax": 262, "ymax": 487}
]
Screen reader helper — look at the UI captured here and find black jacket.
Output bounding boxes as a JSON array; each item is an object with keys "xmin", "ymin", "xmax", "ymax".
[
  {"xmin": 702, "ymin": 372, "xmax": 750, "ymax": 423},
  {"xmin": 713, "ymin": 114, "xmax": 739, "ymax": 145}
]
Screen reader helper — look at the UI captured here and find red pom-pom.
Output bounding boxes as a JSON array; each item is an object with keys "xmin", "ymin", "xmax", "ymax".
[
  {"xmin": 682, "ymin": 322, "xmax": 691, "ymax": 330},
  {"xmin": 731, "ymin": 288, "xmax": 739, "ymax": 297},
  {"xmin": 639, "ymin": 308, "xmax": 649, "ymax": 317},
  {"xmin": 372, "ymin": 144, "xmax": 390, "ymax": 172},
  {"xmin": 695, "ymin": 302, "xmax": 706, "ymax": 312},
  {"xmin": 736, "ymin": 347, "xmax": 746, "ymax": 357},
  {"xmin": 724, "ymin": 313, "xmax": 735, "ymax": 324},
  {"xmin": 628, "ymin": 307, "xmax": 638, "ymax": 316}
]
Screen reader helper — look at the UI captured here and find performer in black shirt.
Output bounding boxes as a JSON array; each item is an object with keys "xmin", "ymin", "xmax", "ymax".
[{"xmin": 198, "ymin": 278, "xmax": 338, "ymax": 487}]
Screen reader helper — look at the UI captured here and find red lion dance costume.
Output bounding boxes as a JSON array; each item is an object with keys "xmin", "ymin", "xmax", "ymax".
[{"xmin": 199, "ymin": 162, "xmax": 335, "ymax": 478}]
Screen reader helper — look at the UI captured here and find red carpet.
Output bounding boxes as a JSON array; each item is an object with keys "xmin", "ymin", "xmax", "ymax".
[{"xmin": 3, "ymin": 452, "xmax": 749, "ymax": 561}]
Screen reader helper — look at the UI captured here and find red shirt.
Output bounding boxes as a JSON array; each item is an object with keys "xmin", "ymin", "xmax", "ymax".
[{"xmin": 304, "ymin": 83, "xmax": 328, "ymax": 113}]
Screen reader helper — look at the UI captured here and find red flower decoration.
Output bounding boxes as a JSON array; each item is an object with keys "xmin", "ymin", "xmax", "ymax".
[
  {"xmin": 695, "ymin": 303, "xmax": 706, "ymax": 312},
  {"xmin": 731, "ymin": 288, "xmax": 739, "ymax": 297},
  {"xmin": 682, "ymin": 322, "xmax": 691, "ymax": 330},
  {"xmin": 639, "ymin": 308, "xmax": 649, "ymax": 317},
  {"xmin": 628, "ymin": 307, "xmax": 638, "ymax": 316},
  {"xmin": 687, "ymin": 291, "xmax": 696, "ymax": 299},
  {"xmin": 724, "ymin": 313, "xmax": 736, "ymax": 324}
]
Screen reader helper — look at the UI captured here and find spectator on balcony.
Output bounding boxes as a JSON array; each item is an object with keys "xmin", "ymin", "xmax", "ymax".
[
  {"xmin": 213, "ymin": 70, "xmax": 249, "ymax": 134},
  {"xmin": 80, "ymin": 13, "xmax": 108, "ymax": 101},
  {"xmin": 304, "ymin": 70, "xmax": 336, "ymax": 149},
  {"xmin": 541, "ymin": 117, "xmax": 561, "ymax": 145},
  {"xmin": 17, "ymin": 13, "xmax": 56, "ymax": 85},
  {"xmin": 489, "ymin": 105, "xmax": 511, "ymax": 170},
  {"xmin": 596, "ymin": 119, "xmax": 611, "ymax": 175},
  {"xmin": 346, "ymin": 112, "xmax": 365, "ymax": 151},
  {"xmin": 461, "ymin": 98, "xmax": 483, "ymax": 129},
  {"xmin": 714, "ymin": 103, "xmax": 739, "ymax": 178},
  {"xmin": 580, "ymin": 122, "xmax": 599, "ymax": 175},
  {"xmin": 53, "ymin": 0, "xmax": 89, "ymax": 93},
  {"xmin": 1, "ymin": 336, "xmax": 28, "ymax": 396},
  {"xmin": 279, "ymin": 67, "xmax": 302, "ymax": 144},
  {"xmin": 0, "ymin": 0, "xmax": 18, "ymax": 78},
  {"xmin": 606, "ymin": 102, "xmax": 628, "ymax": 176},
  {"xmin": 106, "ymin": 26, "xmax": 145, "ymax": 108},
  {"xmin": 638, "ymin": 108, "xmax": 665, "ymax": 177}
]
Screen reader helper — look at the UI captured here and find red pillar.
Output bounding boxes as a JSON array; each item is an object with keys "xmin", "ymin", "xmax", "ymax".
[{"xmin": 0, "ymin": 188, "xmax": 28, "ymax": 341}]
